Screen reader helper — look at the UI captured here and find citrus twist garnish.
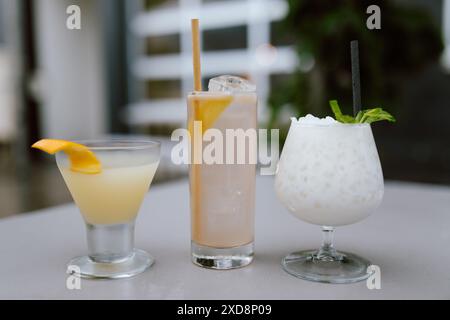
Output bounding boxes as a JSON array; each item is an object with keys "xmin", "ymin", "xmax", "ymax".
[
  {"xmin": 189, "ymin": 95, "xmax": 233, "ymax": 135},
  {"xmin": 32, "ymin": 139, "xmax": 101, "ymax": 174}
]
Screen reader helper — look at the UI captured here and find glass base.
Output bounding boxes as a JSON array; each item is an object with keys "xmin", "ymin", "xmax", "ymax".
[
  {"xmin": 282, "ymin": 249, "xmax": 373, "ymax": 284},
  {"xmin": 191, "ymin": 241, "xmax": 254, "ymax": 270},
  {"xmin": 67, "ymin": 249, "xmax": 154, "ymax": 279}
]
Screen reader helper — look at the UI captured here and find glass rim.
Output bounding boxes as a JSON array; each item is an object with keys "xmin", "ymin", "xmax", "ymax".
[
  {"xmin": 188, "ymin": 90, "xmax": 256, "ymax": 96},
  {"xmin": 73, "ymin": 139, "xmax": 161, "ymax": 151}
]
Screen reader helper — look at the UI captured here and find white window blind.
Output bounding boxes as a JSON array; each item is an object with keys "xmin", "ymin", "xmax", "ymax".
[{"xmin": 126, "ymin": 0, "xmax": 298, "ymax": 126}]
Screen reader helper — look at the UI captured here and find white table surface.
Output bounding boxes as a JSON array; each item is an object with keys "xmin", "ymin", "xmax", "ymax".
[{"xmin": 0, "ymin": 176, "xmax": 449, "ymax": 299}]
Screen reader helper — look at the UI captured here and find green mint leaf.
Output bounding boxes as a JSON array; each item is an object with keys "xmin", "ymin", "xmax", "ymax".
[
  {"xmin": 358, "ymin": 108, "xmax": 396, "ymax": 124},
  {"xmin": 329, "ymin": 100, "xmax": 356, "ymax": 123},
  {"xmin": 329, "ymin": 100, "xmax": 396, "ymax": 124},
  {"xmin": 355, "ymin": 110, "xmax": 364, "ymax": 122}
]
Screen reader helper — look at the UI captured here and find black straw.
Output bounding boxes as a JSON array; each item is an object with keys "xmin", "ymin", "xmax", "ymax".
[{"xmin": 350, "ymin": 40, "xmax": 361, "ymax": 116}]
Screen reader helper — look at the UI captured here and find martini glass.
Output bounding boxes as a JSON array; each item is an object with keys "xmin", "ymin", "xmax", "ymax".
[
  {"xmin": 275, "ymin": 120, "xmax": 383, "ymax": 283},
  {"xmin": 56, "ymin": 140, "xmax": 160, "ymax": 279}
]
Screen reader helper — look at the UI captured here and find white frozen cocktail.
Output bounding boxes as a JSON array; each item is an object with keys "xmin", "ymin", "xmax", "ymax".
[
  {"xmin": 275, "ymin": 115, "xmax": 384, "ymax": 227},
  {"xmin": 275, "ymin": 101, "xmax": 394, "ymax": 284}
]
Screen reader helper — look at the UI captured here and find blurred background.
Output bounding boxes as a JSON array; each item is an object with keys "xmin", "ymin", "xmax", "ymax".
[{"xmin": 0, "ymin": 0, "xmax": 449, "ymax": 218}]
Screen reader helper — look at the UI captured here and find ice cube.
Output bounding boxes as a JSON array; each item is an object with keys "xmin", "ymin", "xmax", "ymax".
[
  {"xmin": 292, "ymin": 114, "xmax": 338, "ymax": 125},
  {"xmin": 208, "ymin": 75, "xmax": 256, "ymax": 93}
]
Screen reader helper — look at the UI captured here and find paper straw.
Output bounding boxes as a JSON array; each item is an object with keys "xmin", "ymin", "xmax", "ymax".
[
  {"xmin": 191, "ymin": 19, "xmax": 202, "ymax": 91},
  {"xmin": 190, "ymin": 19, "xmax": 202, "ymax": 241}
]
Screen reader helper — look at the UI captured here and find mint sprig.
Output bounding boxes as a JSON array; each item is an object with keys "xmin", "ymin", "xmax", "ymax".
[{"xmin": 329, "ymin": 100, "xmax": 396, "ymax": 124}]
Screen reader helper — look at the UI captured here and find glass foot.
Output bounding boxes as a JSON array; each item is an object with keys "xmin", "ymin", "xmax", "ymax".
[
  {"xmin": 282, "ymin": 249, "xmax": 373, "ymax": 284},
  {"xmin": 191, "ymin": 241, "xmax": 254, "ymax": 270},
  {"xmin": 67, "ymin": 249, "xmax": 154, "ymax": 279}
]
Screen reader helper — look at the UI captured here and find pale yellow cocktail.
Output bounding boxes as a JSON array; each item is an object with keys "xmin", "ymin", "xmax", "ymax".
[
  {"xmin": 59, "ymin": 161, "xmax": 158, "ymax": 225},
  {"xmin": 33, "ymin": 139, "xmax": 161, "ymax": 279}
]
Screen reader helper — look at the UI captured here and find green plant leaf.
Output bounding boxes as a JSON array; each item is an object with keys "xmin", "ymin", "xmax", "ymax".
[
  {"xmin": 358, "ymin": 108, "xmax": 396, "ymax": 123},
  {"xmin": 355, "ymin": 110, "xmax": 364, "ymax": 122},
  {"xmin": 329, "ymin": 100, "xmax": 396, "ymax": 124},
  {"xmin": 329, "ymin": 100, "xmax": 356, "ymax": 123}
]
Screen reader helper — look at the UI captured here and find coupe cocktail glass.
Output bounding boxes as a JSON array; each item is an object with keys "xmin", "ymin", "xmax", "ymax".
[
  {"xmin": 188, "ymin": 75, "xmax": 257, "ymax": 269},
  {"xmin": 275, "ymin": 119, "xmax": 384, "ymax": 283},
  {"xmin": 56, "ymin": 140, "xmax": 160, "ymax": 279}
]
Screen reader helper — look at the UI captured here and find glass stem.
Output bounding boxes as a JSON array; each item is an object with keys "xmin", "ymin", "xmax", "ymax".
[
  {"xmin": 315, "ymin": 226, "xmax": 342, "ymax": 261},
  {"xmin": 86, "ymin": 221, "xmax": 135, "ymax": 263}
]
